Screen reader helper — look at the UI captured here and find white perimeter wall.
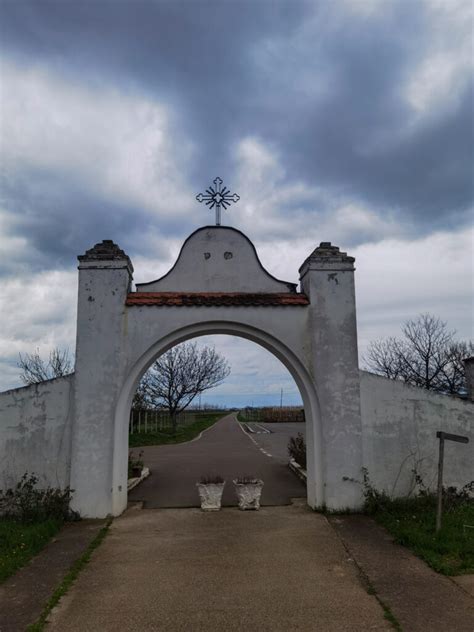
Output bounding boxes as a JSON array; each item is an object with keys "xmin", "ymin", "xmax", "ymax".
[
  {"xmin": 360, "ymin": 370, "xmax": 473, "ymax": 495},
  {"xmin": 1, "ymin": 367, "xmax": 472, "ymax": 502},
  {"xmin": 0, "ymin": 375, "xmax": 74, "ymax": 490}
]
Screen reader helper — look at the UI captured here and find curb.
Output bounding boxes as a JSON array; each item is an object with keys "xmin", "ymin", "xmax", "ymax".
[
  {"xmin": 127, "ymin": 466, "xmax": 150, "ymax": 491},
  {"xmin": 288, "ymin": 459, "xmax": 307, "ymax": 484}
]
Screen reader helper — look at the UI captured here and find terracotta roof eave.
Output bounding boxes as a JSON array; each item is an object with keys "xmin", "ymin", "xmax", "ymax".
[{"xmin": 125, "ymin": 292, "xmax": 309, "ymax": 307}]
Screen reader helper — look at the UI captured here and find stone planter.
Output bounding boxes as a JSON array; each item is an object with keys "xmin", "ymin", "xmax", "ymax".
[
  {"xmin": 196, "ymin": 482, "xmax": 226, "ymax": 511},
  {"xmin": 233, "ymin": 479, "xmax": 264, "ymax": 510}
]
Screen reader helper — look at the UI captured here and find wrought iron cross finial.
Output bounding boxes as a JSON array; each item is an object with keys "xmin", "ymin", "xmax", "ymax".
[{"xmin": 196, "ymin": 177, "xmax": 240, "ymax": 226}]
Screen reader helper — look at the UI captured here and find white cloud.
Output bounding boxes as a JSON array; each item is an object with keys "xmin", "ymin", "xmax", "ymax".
[
  {"xmin": 405, "ymin": 0, "xmax": 472, "ymax": 115},
  {"xmin": 355, "ymin": 226, "xmax": 474, "ymax": 360},
  {"xmin": 0, "ymin": 269, "xmax": 78, "ymax": 391},
  {"xmin": 232, "ymin": 136, "xmax": 406, "ymax": 248},
  {"xmin": 0, "ymin": 60, "xmax": 194, "ymax": 218}
]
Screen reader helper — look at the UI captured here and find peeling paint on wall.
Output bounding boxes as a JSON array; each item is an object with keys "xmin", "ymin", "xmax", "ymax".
[
  {"xmin": 0, "ymin": 375, "xmax": 74, "ymax": 489},
  {"xmin": 360, "ymin": 370, "xmax": 474, "ymax": 495}
]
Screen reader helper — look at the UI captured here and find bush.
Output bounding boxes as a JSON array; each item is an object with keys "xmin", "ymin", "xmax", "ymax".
[
  {"xmin": 128, "ymin": 450, "xmax": 144, "ymax": 478},
  {"xmin": 234, "ymin": 476, "xmax": 259, "ymax": 484},
  {"xmin": 355, "ymin": 468, "xmax": 474, "ymax": 575},
  {"xmin": 199, "ymin": 475, "xmax": 225, "ymax": 485},
  {"xmin": 0, "ymin": 473, "xmax": 75, "ymax": 523},
  {"xmin": 288, "ymin": 433, "xmax": 306, "ymax": 469}
]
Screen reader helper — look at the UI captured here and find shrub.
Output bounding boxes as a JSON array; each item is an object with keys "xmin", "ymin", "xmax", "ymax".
[
  {"xmin": 128, "ymin": 450, "xmax": 144, "ymax": 478},
  {"xmin": 0, "ymin": 473, "xmax": 75, "ymax": 523},
  {"xmin": 234, "ymin": 476, "xmax": 260, "ymax": 484},
  {"xmin": 288, "ymin": 433, "xmax": 306, "ymax": 469},
  {"xmin": 199, "ymin": 475, "xmax": 225, "ymax": 485}
]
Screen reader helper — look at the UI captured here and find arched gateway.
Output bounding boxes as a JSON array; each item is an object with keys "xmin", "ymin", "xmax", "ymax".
[{"xmin": 71, "ymin": 225, "xmax": 364, "ymax": 517}]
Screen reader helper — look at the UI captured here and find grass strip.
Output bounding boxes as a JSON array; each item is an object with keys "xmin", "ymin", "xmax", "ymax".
[
  {"xmin": 330, "ymin": 518, "xmax": 402, "ymax": 631},
  {"xmin": 370, "ymin": 497, "xmax": 474, "ymax": 576},
  {"xmin": 27, "ymin": 517, "xmax": 112, "ymax": 632},
  {"xmin": 129, "ymin": 412, "xmax": 225, "ymax": 446},
  {"xmin": 0, "ymin": 518, "xmax": 63, "ymax": 584}
]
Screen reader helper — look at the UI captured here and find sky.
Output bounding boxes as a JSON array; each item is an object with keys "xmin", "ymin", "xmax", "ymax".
[{"xmin": 0, "ymin": 0, "xmax": 472, "ymax": 404}]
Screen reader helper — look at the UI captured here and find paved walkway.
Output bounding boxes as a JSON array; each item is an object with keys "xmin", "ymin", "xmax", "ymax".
[
  {"xmin": 330, "ymin": 515, "xmax": 474, "ymax": 632},
  {"xmin": 129, "ymin": 413, "xmax": 306, "ymax": 508},
  {"xmin": 45, "ymin": 504, "xmax": 392, "ymax": 631},
  {"xmin": 0, "ymin": 520, "xmax": 106, "ymax": 632}
]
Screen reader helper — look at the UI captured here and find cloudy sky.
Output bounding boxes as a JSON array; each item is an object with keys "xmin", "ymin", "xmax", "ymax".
[{"xmin": 0, "ymin": 0, "xmax": 472, "ymax": 404}]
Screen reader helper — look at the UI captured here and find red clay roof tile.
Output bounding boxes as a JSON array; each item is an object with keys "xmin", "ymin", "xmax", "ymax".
[{"xmin": 126, "ymin": 292, "xmax": 309, "ymax": 307}]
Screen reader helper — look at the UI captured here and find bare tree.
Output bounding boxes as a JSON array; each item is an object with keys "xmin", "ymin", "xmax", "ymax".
[
  {"xmin": 18, "ymin": 347, "xmax": 74, "ymax": 385},
  {"xmin": 364, "ymin": 314, "xmax": 472, "ymax": 396},
  {"xmin": 138, "ymin": 342, "xmax": 230, "ymax": 432},
  {"xmin": 438, "ymin": 341, "xmax": 474, "ymax": 395},
  {"xmin": 132, "ymin": 371, "xmax": 152, "ymax": 410}
]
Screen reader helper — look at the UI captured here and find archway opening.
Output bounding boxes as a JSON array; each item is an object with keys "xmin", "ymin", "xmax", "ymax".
[
  {"xmin": 112, "ymin": 322, "xmax": 323, "ymax": 516},
  {"xmin": 127, "ymin": 335, "xmax": 306, "ymax": 509}
]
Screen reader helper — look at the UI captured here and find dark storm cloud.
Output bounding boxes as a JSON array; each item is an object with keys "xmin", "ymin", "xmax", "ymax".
[
  {"xmin": 0, "ymin": 0, "xmax": 472, "ymax": 263},
  {"xmin": 0, "ymin": 0, "xmax": 311, "ymax": 186},
  {"xmin": 0, "ymin": 167, "xmax": 188, "ymax": 275}
]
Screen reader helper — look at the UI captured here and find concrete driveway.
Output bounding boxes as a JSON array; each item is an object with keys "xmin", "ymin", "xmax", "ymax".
[{"xmin": 45, "ymin": 504, "xmax": 393, "ymax": 632}]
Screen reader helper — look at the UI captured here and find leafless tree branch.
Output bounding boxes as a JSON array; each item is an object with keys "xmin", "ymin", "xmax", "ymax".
[
  {"xmin": 18, "ymin": 347, "xmax": 74, "ymax": 385},
  {"xmin": 364, "ymin": 313, "xmax": 472, "ymax": 396},
  {"xmin": 134, "ymin": 342, "xmax": 231, "ymax": 432}
]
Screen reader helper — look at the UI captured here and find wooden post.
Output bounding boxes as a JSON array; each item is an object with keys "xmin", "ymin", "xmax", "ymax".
[
  {"xmin": 435, "ymin": 431, "xmax": 469, "ymax": 533},
  {"xmin": 436, "ymin": 434, "xmax": 444, "ymax": 533}
]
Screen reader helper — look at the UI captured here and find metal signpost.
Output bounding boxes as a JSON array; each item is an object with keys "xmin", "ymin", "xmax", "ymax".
[{"xmin": 435, "ymin": 431, "xmax": 469, "ymax": 533}]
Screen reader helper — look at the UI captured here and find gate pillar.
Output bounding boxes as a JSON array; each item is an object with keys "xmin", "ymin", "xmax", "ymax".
[
  {"xmin": 299, "ymin": 243, "xmax": 363, "ymax": 509},
  {"xmin": 70, "ymin": 241, "xmax": 133, "ymax": 517}
]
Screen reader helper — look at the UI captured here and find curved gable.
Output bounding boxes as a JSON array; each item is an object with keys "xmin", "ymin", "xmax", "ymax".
[{"xmin": 136, "ymin": 226, "xmax": 297, "ymax": 293}]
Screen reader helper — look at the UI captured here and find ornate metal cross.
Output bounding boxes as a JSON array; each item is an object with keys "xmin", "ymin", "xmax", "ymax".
[{"xmin": 196, "ymin": 177, "xmax": 240, "ymax": 226}]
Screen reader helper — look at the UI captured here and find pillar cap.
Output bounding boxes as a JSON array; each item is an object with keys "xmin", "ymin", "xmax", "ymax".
[
  {"xmin": 299, "ymin": 242, "xmax": 354, "ymax": 276},
  {"xmin": 78, "ymin": 240, "xmax": 134, "ymax": 274}
]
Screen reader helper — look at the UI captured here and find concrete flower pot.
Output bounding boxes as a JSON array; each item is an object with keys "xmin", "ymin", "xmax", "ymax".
[
  {"xmin": 233, "ymin": 479, "xmax": 264, "ymax": 510},
  {"xmin": 196, "ymin": 482, "xmax": 226, "ymax": 511},
  {"xmin": 131, "ymin": 466, "xmax": 143, "ymax": 478}
]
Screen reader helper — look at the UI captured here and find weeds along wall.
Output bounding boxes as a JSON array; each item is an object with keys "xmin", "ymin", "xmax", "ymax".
[
  {"xmin": 360, "ymin": 370, "xmax": 474, "ymax": 495},
  {"xmin": 0, "ymin": 375, "xmax": 74, "ymax": 490}
]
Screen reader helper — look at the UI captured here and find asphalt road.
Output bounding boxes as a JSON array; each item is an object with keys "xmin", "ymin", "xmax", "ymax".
[
  {"xmin": 246, "ymin": 421, "xmax": 306, "ymax": 463},
  {"xmin": 128, "ymin": 413, "xmax": 305, "ymax": 508}
]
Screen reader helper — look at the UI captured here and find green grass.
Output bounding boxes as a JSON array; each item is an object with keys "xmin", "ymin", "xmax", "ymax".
[
  {"xmin": 0, "ymin": 518, "xmax": 63, "ymax": 583},
  {"xmin": 370, "ymin": 495, "xmax": 474, "ymax": 576},
  {"xmin": 129, "ymin": 412, "xmax": 225, "ymax": 446},
  {"xmin": 28, "ymin": 518, "xmax": 112, "ymax": 632}
]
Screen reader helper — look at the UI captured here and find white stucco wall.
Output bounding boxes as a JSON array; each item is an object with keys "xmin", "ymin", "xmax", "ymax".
[
  {"xmin": 0, "ymin": 375, "xmax": 74, "ymax": 490},
  {"xmin": 360, "ymin": 370, "xmax": 473, "ymax": 495}
]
